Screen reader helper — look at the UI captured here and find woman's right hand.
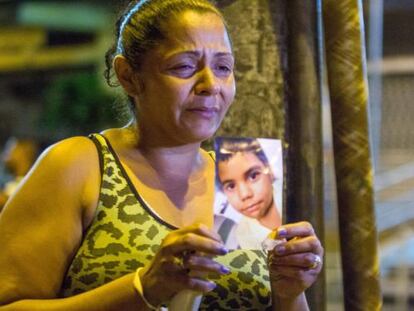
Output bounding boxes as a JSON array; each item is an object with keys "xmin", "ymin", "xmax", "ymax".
[{"xmin": 139, "ymin": 223, "xmax": 230, "ymax": 306}]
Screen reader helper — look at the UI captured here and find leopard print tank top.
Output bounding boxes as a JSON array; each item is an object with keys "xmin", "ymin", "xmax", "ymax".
[{"xmin": 60, "ymin": 134, "xmax": 272, "ymax": 310}]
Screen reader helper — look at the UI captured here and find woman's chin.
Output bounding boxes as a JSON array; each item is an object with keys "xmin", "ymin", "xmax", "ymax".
[
  {"xmin": 182, "ymin": 119, "xmax": 221, "ymax": 139},
  {"xmin": 182, "ymin": 127, "xmax": 218, "ymax": 143}
]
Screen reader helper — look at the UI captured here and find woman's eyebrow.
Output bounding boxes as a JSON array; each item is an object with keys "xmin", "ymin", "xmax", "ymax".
[
  {"xmin": 214, "ymin": 52, "xmax": 234, "ymax": 58},
  {"xmin": 169, "ymin": 51, "xmax": 200, "ymax": 58},
  {"xmin": 166, "ymin": 50, "xmax": 234, "ymax": 59}
]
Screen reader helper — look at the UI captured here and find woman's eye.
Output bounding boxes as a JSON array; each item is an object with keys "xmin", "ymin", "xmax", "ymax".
[
  {"xmin": 169, "ymin": 64, "xmax": 197, "ymax": 77},
  {"xmin": 174, "ymin": 64, "xmax": 195, "ymax": 70},
  {"xmin": 215, "ymin": 64, "xmax": 232, "ymax": 74},
  {"xmin": 218, "ymin": 65, "xmax": 230, "ymax": 71}
]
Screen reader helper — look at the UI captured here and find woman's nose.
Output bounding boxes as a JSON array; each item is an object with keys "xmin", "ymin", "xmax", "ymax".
[{"xmin": 194, "ymin": 67, "xmax": 220, "ymax": 96}]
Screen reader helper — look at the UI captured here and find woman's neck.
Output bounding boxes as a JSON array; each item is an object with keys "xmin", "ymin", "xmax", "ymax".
[
  {"xmin": 135, "ymin": 120, "xmax": 206, "ymax": 177},
  {"xmin": 139, "ymin": 144, "xmax": 203, "ymax": 181},
  {"xmin": 122, "ymin": 121, "xmax": 202, "ymax": 177},
  {"xmin": 139, "ymin": 145, "xmax": 206, "ymax": 209},
  {"xmin": 136, "ymin": 125, "xmax": 209, "ymax": 208},
  {"xmin": 103, "ymin": 124, "xmax": 210, "ymax": 211}
]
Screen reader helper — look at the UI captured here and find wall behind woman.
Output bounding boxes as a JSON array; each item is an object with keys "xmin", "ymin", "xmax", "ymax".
[{"xmin": 217, "ymin": 0, "xmax": 285, "ymax": 140}]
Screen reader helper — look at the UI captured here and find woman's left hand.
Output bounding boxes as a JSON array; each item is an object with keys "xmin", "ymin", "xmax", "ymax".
[{"xmin": 267, "ymin": 221, "xmax": 324, "ymax": 299}]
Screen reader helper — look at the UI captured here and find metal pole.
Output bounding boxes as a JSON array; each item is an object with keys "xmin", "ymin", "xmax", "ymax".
[
  {"xmin": 282, "ymin": 1, "xmax": 325, "ymax": 309},
  {"xmin": 323, "ymin": 0, "xmax": 382, "ymax": 310}
]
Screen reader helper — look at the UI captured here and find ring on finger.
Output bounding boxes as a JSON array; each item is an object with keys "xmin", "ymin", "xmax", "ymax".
[
  {"xmin": 174, "ymin": 250, "xmax": 194, "ymax": 274},
  {"xmin": 173, "ymin": 255, "xmax": 185, "ymax": 270},
  {"xmin": 309, "ymin": 254, "xmax": 322, "ymax": 269}
]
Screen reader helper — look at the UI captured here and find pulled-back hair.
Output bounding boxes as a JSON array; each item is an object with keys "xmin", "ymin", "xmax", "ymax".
[
  {"xmin": 104, "ymin": 0, "xmax": 225, "ymax": 115},
  {"xmin": 214, "ymin": 137, "xmax": 270, "ymax": 187}
]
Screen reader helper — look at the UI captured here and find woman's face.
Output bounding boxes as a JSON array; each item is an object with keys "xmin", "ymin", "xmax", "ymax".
[
  {"xmin": 136, "ymin": 10, "xmax": 235, "ymax": 145},
  {"xmin": 218, "ymin": 152, "xmax": 274, "ymax": 220}
]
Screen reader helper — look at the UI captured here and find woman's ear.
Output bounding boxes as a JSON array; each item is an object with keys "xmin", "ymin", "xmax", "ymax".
[{"xmin": 113, "ymin": 55, "xmax": 142, "ymax": 97}]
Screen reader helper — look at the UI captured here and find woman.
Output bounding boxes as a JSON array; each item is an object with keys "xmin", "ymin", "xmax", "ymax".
[
  {"xmin": 0, "ymin": 1, "xmax": 323, "ymax": 310},
  {"xmin": 215, "ymin": 137, "xmax": 282, "ymax": 249}
]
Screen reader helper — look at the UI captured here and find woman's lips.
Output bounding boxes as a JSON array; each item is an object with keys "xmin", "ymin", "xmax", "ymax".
[{"xmin": 187, "ymin": 107, "xmax": 218, "ymax": 119}]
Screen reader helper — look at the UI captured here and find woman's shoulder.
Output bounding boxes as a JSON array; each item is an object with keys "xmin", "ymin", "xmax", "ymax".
[
  {"xmin": 42, "ymin": 135, "xmax": 97, "ymax": 162},
  {"xmin": 2, "ymin": 135, "xmax": 100, "ymax": 213},
  {"xmin": 33, "ymin": 136, "xmax": 100, "ymax": 181},
  {"xmin": 32, "ymin": 136, "xmax": 101, "ymax": 224},
  {"xmin": 100, "ymin": 125, "xmax": 138, "ymax": 150}
]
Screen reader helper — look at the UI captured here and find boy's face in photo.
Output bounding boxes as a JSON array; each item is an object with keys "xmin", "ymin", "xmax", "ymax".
[{"xmin": 218, "ymin": 151, "xmax": 274, "ymax": 220}]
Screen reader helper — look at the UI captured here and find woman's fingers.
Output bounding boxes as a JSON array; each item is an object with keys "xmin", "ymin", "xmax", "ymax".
[
  {"xmin": 270, "ymin": 264, "xmax": 321, "ymax": 280},
  {"xmin": 269, "ymin": 222, "xmax": 323, "ymax": 260},
  {"xmin": 267, "ymin": 221, "xmax": 324, "ymax": 299},
  {"xmin": 161, "ymin": 223, "xmax": 227, "ymax": 257},
  {"xmin": 179, "ymin": 223, "xmax": 223, "ymax": 243},
  {"xmin": 140, "ymin": 224, "xmax": 231, "ymax": 306},
  {"xmin": 275, "ymin": 221, "xmax": 315, "ymax": 239},
  {"xmin": 163, "ymin": 251, "xmax": 230, "ymax": 278},
  {"xmin": 162, "ymin": 233, "xmax": 228, "ymax": 257},
  {"xmin": 269, "ymin": 252, "xmax": 323, "ymax": 270},
  {"xmin": 174, "ymin": 274, "xmax": 217, "ymax": 293},
  {"xmin": 184, "ymin": 254, "xmax": 231, "ymax": 275},
  {"xmin": 272, "ymin": 236, "xmax": 323, "ymax": 257}
]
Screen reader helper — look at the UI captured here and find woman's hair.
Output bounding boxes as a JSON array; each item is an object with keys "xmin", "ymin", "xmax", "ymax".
[
  {"xmin": 214, "ymin": 137, "xmax": 270, "ymax": 187},
  {"xmin": 104, "ymin": 0, "xmax": 225, "ymax": 115}
]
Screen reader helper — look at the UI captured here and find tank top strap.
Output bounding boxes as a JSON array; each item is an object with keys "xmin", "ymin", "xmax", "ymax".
[
  {"xmin": 88, "ymin": 133, "xmax": 117, "ymax": 176},
  {"xmin": 207, "ymin": 150, "xmax": 215, "ymax": 161}
]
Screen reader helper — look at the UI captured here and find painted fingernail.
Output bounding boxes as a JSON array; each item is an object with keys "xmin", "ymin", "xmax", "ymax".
[
  {"xmin": 275, "ymin": 245, "xmax": 285, "ymax": 254},
  {"xmin": 220, "ymin": 266, "xmax": 231, "ymax": 274},
  {"xmin": 277, "ymin": 227, "xmax": 287, "ymax": 238},
  {"xmin": 218, "ymin": 247, "xmax": 228, "ymax": 255},
  {"xmin": 207, "ymin": 282, "xmax": 217, "ymax": 291}
]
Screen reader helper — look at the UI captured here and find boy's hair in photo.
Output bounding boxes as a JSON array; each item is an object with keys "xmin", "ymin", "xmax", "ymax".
[{"xmin": 214, "ymin": 137, "xmax": 270, "ymax": 190}]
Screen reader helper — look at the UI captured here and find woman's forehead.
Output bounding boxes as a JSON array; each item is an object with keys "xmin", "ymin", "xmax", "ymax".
[{"xmin": 157, "ymin": 10, "xmax": 232, "ymax": 57}]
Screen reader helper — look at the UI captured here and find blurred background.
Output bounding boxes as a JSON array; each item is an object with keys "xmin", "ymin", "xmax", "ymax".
[
  {"xmin": 0, "ymin": 0, "xmax": 413, "ymax": 310},
  {"xmin": 365, "ymin": 1, "xmax": 414, "ymax": 310}
]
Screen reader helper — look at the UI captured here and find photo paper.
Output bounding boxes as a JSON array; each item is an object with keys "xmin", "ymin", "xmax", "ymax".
[{"xmin": 213, "ymin": 137, "xmax": 283, "ymax": 250}]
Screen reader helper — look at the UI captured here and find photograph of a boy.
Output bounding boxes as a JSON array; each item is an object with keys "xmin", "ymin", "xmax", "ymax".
[{"xmin": 214, "ymin": 137, "xmax": 283, "ymax": 249}]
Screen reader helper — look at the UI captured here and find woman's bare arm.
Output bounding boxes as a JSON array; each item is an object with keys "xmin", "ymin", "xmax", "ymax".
[
  {"xmin": 0, "ymin": 136, "xmax": 151, "ymax": 310},
  {"xmin": 0, "ymin": 273, "xmax": 148, "ymax": 311}
]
